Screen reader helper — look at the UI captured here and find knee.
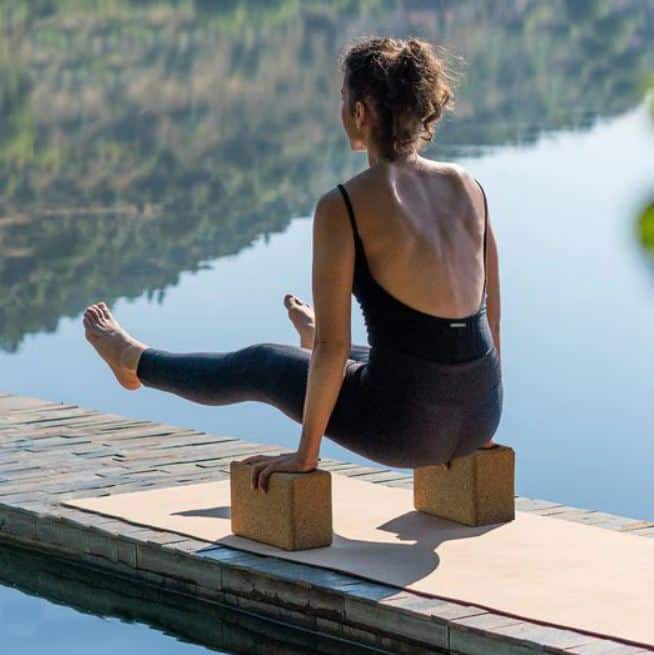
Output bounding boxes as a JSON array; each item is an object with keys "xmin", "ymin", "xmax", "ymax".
[{"xmin": 238, "ymin": 342, "xmax": 291, "ymax": 368}]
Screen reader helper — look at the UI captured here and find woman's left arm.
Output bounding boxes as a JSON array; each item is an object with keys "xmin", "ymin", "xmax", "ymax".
[{"xmin": 296, "ymin": 188, "xmax": 355, "ymax": 466}]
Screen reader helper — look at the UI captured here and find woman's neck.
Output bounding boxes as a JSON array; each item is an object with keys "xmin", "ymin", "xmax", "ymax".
[{"xmin": 367, "ymin": 148, "xmax": 422, "ymax": 169}]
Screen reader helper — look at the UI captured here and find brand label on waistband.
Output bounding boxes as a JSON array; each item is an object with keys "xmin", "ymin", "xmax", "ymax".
[{"xmin": 450, "ymin": 322, "xmax": 466, "ymax": 328}]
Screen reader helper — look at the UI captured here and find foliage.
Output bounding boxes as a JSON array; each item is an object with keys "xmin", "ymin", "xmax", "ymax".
[{"xmin": 0, "ymin": 0, "xmax": 653, "ymax": 351}]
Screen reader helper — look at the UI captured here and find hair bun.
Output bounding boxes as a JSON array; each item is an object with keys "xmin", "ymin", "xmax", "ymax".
[
  {"xmin": 340, "ymin": 36, "xmax": 457, "ymax": 161},
  {"xmin": 406, "ymin": 39, "xmax": 423, "ymax": 55}
]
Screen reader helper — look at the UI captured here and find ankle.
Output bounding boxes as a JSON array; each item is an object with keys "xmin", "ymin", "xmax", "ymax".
[{"xmin": 122, "ymin": 343, "xmax": 147, "ymax": 374}]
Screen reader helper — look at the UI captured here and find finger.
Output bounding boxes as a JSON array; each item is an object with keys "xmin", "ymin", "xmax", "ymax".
[
  {"xmin": 248, "ymin": 452, "xmax": 290, "ymax": 467},
  {"xmin": 249, "ymin": 462, "xmax": 258, "ymax": 489},
  {"xmin": 250, "ymin": 461, "xmax": 269, "ymax": 490},
  {"xmin": 260, "ymin": 463, "xmax": 276, "ymax": 494},
  {"xmin": 240, "ymin": 454, "xmax": 271, "ymax": 465}
]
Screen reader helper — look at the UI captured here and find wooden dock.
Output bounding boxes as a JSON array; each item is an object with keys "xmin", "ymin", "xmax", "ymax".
[{"xmin": 1, "ymin": 391, "xmax": 652, "ymax": 655}]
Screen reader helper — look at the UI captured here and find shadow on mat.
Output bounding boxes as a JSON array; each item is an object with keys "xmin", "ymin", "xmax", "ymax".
[{"xmin": 196, "ymin": 506, "xmax": 502, "ymax": 587}]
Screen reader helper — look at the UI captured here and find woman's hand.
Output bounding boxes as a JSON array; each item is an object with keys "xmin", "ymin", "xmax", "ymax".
[{"xmin": 238, "ymin": 451, "xmax": 318, "ymax": 493}]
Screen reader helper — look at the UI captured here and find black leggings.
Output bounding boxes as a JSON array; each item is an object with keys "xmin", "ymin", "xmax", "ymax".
[{"xmin": 136, "ymin": 341, "xmax": 503, "ymax": 469}]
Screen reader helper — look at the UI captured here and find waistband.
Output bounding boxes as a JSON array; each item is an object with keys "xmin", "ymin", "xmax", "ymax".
[{"xmin": 365, "ymin": 343, "xmax": 502, "ymax": 405}]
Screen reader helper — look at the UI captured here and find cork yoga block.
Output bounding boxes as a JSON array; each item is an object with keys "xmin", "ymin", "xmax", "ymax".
[
  {"xmin": 230, "ymin": 461, "xmax": 333, "ymax": 551},
  {"xmin": 414, "ymin": 444, "xmax": 515, "ymax": 526}
]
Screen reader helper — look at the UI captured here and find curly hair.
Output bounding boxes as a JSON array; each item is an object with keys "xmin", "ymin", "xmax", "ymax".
[{"xmin": 339, "ymin": 36, "xmax": 458, "ymax": 161}]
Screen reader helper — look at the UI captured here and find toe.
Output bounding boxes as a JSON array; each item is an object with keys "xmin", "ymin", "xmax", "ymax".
[
  {"xmin": 83, "ymin": 315, "xmax": 96, "ymax": 332},
  {"xmin": 98, "ymin": 302, "xmax": 110, "ymax": 319},
  {"xmin": 88, "ymin": 306, "xmax": 103, "ymax": 321},
  {"xmin": 283, "ymin": 293, "xmax": 296, "ymax": 309}
]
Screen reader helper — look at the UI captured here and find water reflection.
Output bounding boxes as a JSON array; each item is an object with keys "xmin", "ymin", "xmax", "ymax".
[
  {"xmin": 0, "ymin": 541, "xmax": 379, "ymax": 654},
  {"xmin": 637, "ymin": 79, "xmax": 654, "ymax": 259},
  {"xmin": 1, "ymin": 0, "xmax": 653, "ymax": 351}
]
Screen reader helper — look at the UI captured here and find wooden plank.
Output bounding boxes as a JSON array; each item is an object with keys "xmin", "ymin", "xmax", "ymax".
[{"xmin": 353, "ymin": 470, "xmax": 412, "ymax": 484}]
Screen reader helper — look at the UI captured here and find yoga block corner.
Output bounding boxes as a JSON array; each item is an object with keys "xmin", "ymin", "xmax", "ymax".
[
  {"xmin": 230, "ymin": 460, "xmax": 333, "ymax": 551},
  {"xmin": 414, "ymin": 444, "xmax": 515, "ymax": 526}
]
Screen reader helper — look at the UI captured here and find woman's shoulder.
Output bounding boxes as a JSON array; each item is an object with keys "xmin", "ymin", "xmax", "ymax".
[
  {"xmin": 337, "ymin": 167, "xmax": 376, "ymax": 193},
  {"xmin": 419, "ymin": 159, "xmax": 477, "ymax": 186},
  {"xmin": 417, "ymin": 160, "xmax": 484, "ymax": 201},
  {"xmin": 324, "ymin": 159, "xmax": 481, "ymax": 210},
  {"xmin": 314, "ymin": 170, "xmax": 372, "ymax": 215},
  {"xmin": 343, "ymin": 159, "xmax": 474, "ymax": 186}
]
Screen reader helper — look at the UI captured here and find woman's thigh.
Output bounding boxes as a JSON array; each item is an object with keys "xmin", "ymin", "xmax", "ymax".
[
  {"xmin": 250, "ymin": 343, "xmax": 371, "ymax": 435},
  {"xmin": 230, "ymin": 343, "xmax": 374, "ymax": 447},
  {"xmin": 137, "ymin": 340, "xmax": 377, "ymax": 457}
]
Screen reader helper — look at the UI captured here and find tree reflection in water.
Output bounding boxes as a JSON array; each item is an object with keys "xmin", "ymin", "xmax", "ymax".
[{"xmin": 0, "ymin": 0, "xmax": 653, "ymax": 352}]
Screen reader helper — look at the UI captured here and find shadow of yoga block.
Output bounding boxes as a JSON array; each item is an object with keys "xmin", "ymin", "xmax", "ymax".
[
  {"xmin": 230, "ymin": 461, "xmax": 333, "ymax": 550},
  {"xmin": 414, "ymin": 444, "xmax": 515, "ymax": 526}
]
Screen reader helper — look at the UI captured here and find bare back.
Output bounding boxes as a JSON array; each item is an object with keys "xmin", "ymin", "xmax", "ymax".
[{"xmin": 343, "ymin": 159, "xmax": 489, "ymax": 320}]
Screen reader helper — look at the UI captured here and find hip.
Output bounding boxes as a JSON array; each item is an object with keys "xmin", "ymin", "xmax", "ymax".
[{"xmin": 362, "ymin": 343, "xmax": 502, "ymax": 407}]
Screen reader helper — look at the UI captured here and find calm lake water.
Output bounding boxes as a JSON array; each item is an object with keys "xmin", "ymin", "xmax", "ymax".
[
  {"xmin": 0, "ymin": 541, "xmax": 377, "ymax": 654},
  {"xmin": 0, "ymin": 4, "xmax": 653, "ymax": 647}
]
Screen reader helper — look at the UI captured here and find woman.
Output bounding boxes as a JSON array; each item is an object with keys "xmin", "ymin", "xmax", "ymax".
[{"xmin": 83, "ymin": 37, "xmax": 503, "ymax": 493}]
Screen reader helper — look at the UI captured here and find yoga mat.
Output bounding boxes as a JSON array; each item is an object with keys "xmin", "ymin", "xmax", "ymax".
[{"xmin": 65, "ymin": 474, "xmax": 654, "ymax": 648}]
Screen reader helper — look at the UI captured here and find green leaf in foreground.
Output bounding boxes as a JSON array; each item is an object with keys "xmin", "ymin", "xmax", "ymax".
[{"xmin": 637, "ymin": 201, "xmax": 654, "ymax": 254}]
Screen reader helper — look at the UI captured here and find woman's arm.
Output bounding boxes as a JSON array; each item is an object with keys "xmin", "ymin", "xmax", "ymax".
[
  {"xmin": 485, "ymin": 210, "xmax": 502, "ymax": 366},
  {"xmin": 296, "ymin": 188, "xmax": 355, "ymax": 466}
]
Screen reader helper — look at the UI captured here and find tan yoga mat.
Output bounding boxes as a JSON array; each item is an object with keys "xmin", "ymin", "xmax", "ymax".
[{"xmin": 65, "ymin": 474, "xmax": 654, "ymax": 648}]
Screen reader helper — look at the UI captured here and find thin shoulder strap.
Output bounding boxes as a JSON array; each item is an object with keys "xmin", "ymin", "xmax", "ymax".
[
  {"xmin": 336, "ymin": 183, "xmax": 362, "ymax": 247},
  {"xmin": 474, "ymin": 178, "xmax": 489, "ymax": 309}
]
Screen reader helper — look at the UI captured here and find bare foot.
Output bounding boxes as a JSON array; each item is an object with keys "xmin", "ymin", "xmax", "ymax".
[
  {"xmin": 83, "ymin": 301, "xmax": 149, "ymax": 390},
  {"xmin": 283, "ymin": 293, "xmax": 315, "ymax": 349}
]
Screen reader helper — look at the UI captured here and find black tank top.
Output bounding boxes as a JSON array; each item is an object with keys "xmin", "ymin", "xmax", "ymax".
[{"xmin": 336, "ymin": 180, "xmax": 495, "ymax": 364}]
